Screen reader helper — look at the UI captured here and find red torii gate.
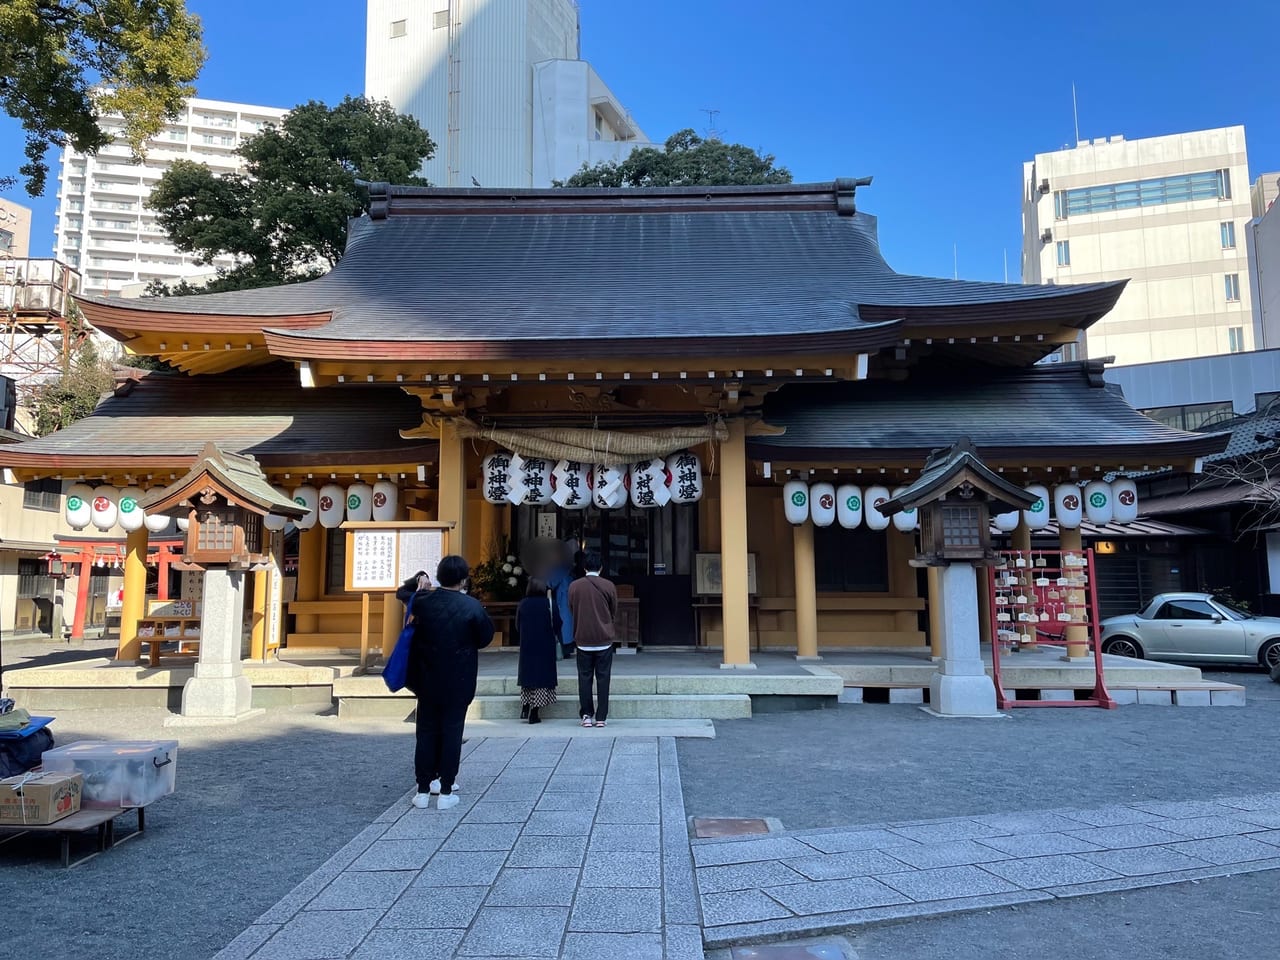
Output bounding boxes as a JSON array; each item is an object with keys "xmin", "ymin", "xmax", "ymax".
[{"xmin": 50, "ymin": 537, "xmax": 184, "ymax": 643}]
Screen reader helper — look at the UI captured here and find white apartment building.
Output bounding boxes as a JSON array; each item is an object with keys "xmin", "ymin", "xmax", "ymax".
[
  {"xmin": 1022, "ymin": 126, "xmax": 1254, "ymax": 366},
  {"xmin": 1248, "ymin": 172, "xmax": 1280, "ymax": 350},
  {"xmin": 53, "ymin": 97, "xmax": 288, "ymax": 298},
  {"xmin": 365, "ymin": 0, "xmax": 652, "ymax": 187}
]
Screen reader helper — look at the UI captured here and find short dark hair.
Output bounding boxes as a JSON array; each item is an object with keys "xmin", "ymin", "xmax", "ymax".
[
  {"xmin": 583, "ymin": 549, "xmax": 602, "ymax": 573},
  {"xmin": 526, "ymin": 577, "xmax": 546, "ymax": 598},
  {"xmin": 436, "ymin": 555, "xmax": 470, "ymax": 588}
]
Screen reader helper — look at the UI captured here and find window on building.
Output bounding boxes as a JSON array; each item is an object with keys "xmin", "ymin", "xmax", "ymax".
[
  {"xmin": 1056, "ymin": 170, "xmax": 1233, "ymax": 218},
  {"xmin": 814, "ymin": 524, "xmax": 889, "ymax": 592},
  {"xmin": 17, "ymin": 559, "xmax": 46, "ymax": 599},
  {"xmin": 0, "ymin": 228, "xmax": 12, "ymax": 253},
  {"xmin": 1216, "ymin": 168, "xmax": 1232, "ymax": 200},
  {"xmin": 433, "ymin": 9, "xmax": 449, "ymax": 28},
  {"xmin": 390, "ymin": 18, "xmax": 407, "ymax": 37},
  {"xmin": 1225, "ymin": 273, "xmax": 1240, "ymax": 302},
  {"xmin": 1220, "ymin": 221, "xmax": 1236, "ymax": 249},
  {"xmin": 1053, "ymin": 190, "xmax": 1066, "ymax": 220},
  {"xmin": 167, "ymin": 129, "xmax": 186, "ymax": 142},
  {"xmin": 1228, "ymin": 326, "xmax": 1245, "ymax": 353},
  {"xmin": 23, "ymin": 477, "xmax": 61, "ymax": 512},
  {"xmin": 1141, "ymin": 401, "xmax": 1234, "ymax": 431},
  {"xmin": 66, "ymin": 252, "xmax": 80, "ymax": 267},
  {"xmin": 1055, "ymin": 240, "xmax": 1070, "ymax": 266}
]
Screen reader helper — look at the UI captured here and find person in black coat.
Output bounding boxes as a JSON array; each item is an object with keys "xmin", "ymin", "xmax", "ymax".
[
  {"xmin": 516, "ymin": 578, "xmax": 558, "ymax": 723},
  {"xmin": 407, "ymin": 555, "xmax": 494, "ymax": 810}
]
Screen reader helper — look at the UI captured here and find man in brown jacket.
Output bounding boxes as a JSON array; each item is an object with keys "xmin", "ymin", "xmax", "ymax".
[{"xmin": 567, "ymin": 550, "xmax": 617, "ymax": 727}]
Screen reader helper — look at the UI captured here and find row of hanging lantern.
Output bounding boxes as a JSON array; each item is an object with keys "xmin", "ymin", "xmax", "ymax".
[
  {"xmin": 992, "ymin": 478, "xmax": 1138, "ymax": 530},
  {"xmin": 65, "ymin": 484, "xmax": 185, "ymax": 534},
  {"xmin": 287, "ymin": 480, "xmax": 400, "ymax": 531},
  {"xmin": 481, "ymin": 451, "xmax": 704, "ymax": 510},
  {"xmin": 782, "ymin": 481, "xmax": 919, "ymax": 532}
]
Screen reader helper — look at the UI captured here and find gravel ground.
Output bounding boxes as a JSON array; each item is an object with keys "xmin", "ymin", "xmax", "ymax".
[{"xmin": 678, "ymin": 669, "xmax": 1280, "ymax": 831}]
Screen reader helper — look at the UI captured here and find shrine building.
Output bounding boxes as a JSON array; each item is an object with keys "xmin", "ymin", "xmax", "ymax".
[{"xmin": 0, "ymin": 180, "xmax": 1227, "ymax": 668}]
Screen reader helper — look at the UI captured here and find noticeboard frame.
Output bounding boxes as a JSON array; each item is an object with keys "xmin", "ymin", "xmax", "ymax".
[{"xmin": 341, "ymin": 521, "xmax": 454, "ymax": 593}]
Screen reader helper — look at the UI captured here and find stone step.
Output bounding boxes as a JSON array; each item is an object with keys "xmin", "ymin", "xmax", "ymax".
[
  {"xmin": 332, "ymin": 671, "xmax": 840, "ymax": 699},
  {"xmin": 337, "ymin": 692, "xmax": 753, "ymax": 721}
]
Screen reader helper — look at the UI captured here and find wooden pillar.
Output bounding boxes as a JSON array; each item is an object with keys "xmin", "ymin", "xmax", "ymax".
[
  {"xmin": 1060, "ymin": 525, "xmax": 1089, "ymax": 659},
  {"xmin": 249, "ymin": 569, "xmax": 269, "ymax": 660},
  {"xmin": 719, "ymin": 418, "xmax": 752, "ymax": 667},
  {"xmin": 1011, "ymin": 518, "xmax": 1036, "ymax": 650},
  {"xmin": 381, "ymin": 593, "xmax": 403, "ymax": 658},
  {"xmin": 792, "ymin": 519, "xmax": 819, "ymax": 659},
  {"xmin": 927, "ymin": 566, "xmax": 944, "ymax": 658},
  {"xmin": 117, "ymin": 526, "xmax": 148, "ymax": 661},
  {"xmin": 295, "ymin": 524, "xmax": 322, "ymax": 633},
  {"xmin": 438, "ymin": 419, "xmax": 467, "ymax": 557},
  {"xmin": 70, "ymin": 553, "xmax": 92, "ymax": 644}
]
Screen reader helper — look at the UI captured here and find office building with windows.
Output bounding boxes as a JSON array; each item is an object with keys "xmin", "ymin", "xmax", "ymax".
[
  {"xmin": 1022, "ymin": 126, "xmax": 1255, "ymax": 366},
  {"xmin": 0, "ymin": 199, "xmax": 32, "ymax": 258},
  {"xmin": 52, "ymin": 97, "xmax": 287, "ymax": 298},
  {"xmin": 365, "ymin": 0, "xmax": 653, "ymax": 187}
]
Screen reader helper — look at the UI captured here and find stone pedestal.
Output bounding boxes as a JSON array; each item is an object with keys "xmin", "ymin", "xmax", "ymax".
[
  {"xmin": 929, "ymin": 563, "xmax": 1000, "ymax": 717},
  {"xmin": 170, "ymin": 568, "xmax": 261, "ymax": 724}
]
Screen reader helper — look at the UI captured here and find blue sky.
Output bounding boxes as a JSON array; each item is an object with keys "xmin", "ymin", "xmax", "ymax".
[{"xmin": 3, "ymin": 0, "xmax": 1278, "ymax": 282}]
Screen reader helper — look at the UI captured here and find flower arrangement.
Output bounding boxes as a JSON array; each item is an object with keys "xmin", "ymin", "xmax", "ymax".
[{"xmin": 470, "ymin": 540, "xmax": 527, "ymax": 601}]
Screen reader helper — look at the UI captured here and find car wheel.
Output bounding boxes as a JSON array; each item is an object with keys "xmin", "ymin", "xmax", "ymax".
[
  {"xmin": 1259, "ymin": 639, "xmax": 1280, "ymax": 674},
  {"xmin": 1103, "ymin": 636, "xmax": 1144, "ymax": 659}
]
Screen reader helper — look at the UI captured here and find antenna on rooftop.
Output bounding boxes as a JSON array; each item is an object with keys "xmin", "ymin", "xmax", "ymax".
[
  {"xmin": 700, "ymin": 108, "xmax": 723, "ymax": 141},
  {"xmin": 1072, "ymin": 82, "xmax": 1080, "ymax": 145}
]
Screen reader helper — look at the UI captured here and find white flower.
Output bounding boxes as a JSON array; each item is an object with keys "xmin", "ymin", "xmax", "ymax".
[
  {"xmin": 502, "ymin": 563, "xmax": 513, "ymax": 573},
  {"xmin": 506, "ymin": 555, "xmax": 516, "ymax": 563},
  {"xmin": 507, "ymin": 576, "xmax": 518, "ymax": 587},
  {"xmin": 512, "ymin": 566, "xmax": 523, "ymax": 576}
]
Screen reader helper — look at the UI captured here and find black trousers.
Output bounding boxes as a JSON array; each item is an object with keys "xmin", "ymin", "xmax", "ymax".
[
  {"xmin": 415, "ymin": 697, "xmax": 467, "ymax": 794},
  {"xmin": 576, "ymin": 647, "xmax": 615, "ymax": 722}
]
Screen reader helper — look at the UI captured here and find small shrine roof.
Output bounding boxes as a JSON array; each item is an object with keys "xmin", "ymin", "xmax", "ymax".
[
  {"xmin": 751, "ymin": 361, "xmax": 1230, "ymax": 465},
  {"xmin": 74, "ymin": 180, "xmax": 1125, "ymax": 364},
  {"xmin": 142, "ymin": 443, "xmax": 306, "ymax": 518},
  {"xmin": 878, "ymin": 439, "xmax": 1039, "ymax": 516}
]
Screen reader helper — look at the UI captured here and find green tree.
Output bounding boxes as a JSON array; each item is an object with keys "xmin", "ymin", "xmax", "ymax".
[
  {"xmin": 146, "ymin": 96, "xmax": 434, "ymax": 292},
  {"xmin": 30, "ymin": 339, "xmax": 116, "ymax": 436},
  {"xmin": 558, "ymin": 129, "xmax": 792, "ymax": 188},
  {"xmin": 0, "ymin": 0, "xmax": 206, "ymax": 196}
]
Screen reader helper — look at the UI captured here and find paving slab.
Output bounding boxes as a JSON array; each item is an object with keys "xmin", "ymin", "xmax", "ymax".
[
  {"xmin": 875, "ymin": 864, "xmax": 1019, "ymax": 901},
  {"xmin": 762, "ymin": 877, "xmax": 909, "ymax": 915}
]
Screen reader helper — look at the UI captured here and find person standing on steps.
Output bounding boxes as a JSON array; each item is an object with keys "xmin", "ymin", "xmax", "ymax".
[
  {"xmin": 547, "ymin": 539, "xmax": 577, "ymax": 660},
  {"xmin": 568, "ymin": 550, "xmax": 617, "ymax": 728},
  {"xmin": 516, "ymin": 578, "xmax": 558, "ymax": 724},
  {"xmin": 407, "ymin": 555, "xmax": 494, "ymax": 810}
]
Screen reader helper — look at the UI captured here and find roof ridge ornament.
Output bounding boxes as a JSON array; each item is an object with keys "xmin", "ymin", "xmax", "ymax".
[
  {"xmin": 361, "ymin": 181, "xmax": 390, "ymax": 220},
  {"xmin": 833, "ymin": 176, "xmax": 874, "ymax": 216}
]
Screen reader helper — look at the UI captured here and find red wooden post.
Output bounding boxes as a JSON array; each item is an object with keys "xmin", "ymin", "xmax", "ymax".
[
  {"xmin": 156, "ymin": 545, "xmax": 170, "ymax": 601},
  {"xmin": 70, "ymin": 550, "xmax": 92, "ymax": 643}
]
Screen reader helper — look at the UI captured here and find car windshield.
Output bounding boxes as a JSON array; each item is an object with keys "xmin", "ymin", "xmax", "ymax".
[{"xmin": 1212, "ymin": 598, "xmax": 1253, "ymax": 621}]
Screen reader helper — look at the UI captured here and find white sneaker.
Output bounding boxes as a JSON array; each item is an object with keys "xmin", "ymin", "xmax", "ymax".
[
  {"xmin": 428, "ymin": 779, "xmax": 460, "ymax": 795},
  {"xmin": 436, "ymin": 793, "xmax": 460, "ymax": 810},
  {"xmin": 411, "ymin": 792, "xmax": 432, "ymax": 809}
]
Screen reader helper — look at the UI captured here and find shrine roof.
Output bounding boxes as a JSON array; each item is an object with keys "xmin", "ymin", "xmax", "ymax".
[
  {"xmin": 75, "ymin": 180, "xmax": 1124, "ymax": 362},
  {"xmin": 0, "ymin": 365, "xmax": 436, "ymax": 473},
  {"xmin": 750, "ymin": 361, "xmax": 1230, "ymax": 465}
]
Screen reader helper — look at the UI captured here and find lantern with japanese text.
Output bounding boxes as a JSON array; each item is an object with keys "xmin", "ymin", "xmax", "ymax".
[
  {"xmin": 345, "ymin": 482, "xmax": 373, "ymax": 522},
  {"xmin": 372, "ymin": 480, "xmax": 399, "ymax": 521},
  {"xmin": 551, "ymin": 460, "xmax": 591, "ymax": 509},
  {"xmin": 65, "ymin": 483, "xmax": 93, "ymax": 530},
  {"xmin": 836, "ymin": 485, "xmax": 863, "ymax": 529},
  {"xmin": 482, "ymin": 451, "xmax": 514, "ymax": 506},
  {"xmin": 291, "ymin": 485, "xmax": 318, "ymax": 530},
  {"xmin": 118, "ymin": 486, "xmax": 146, "ymax": 533},
  {"xmin": 891, "ymin": 486, "xmax": 919, "ymax": 532},
  {"xmin": 864, "ymin": 486, "xmax": 892, "ymax": 530},
  {"xmin": 1084, "ymin": 480, "xmax": 1113, "ymax": 525},
  {"xmin": 1112, "ymin": 478, "xmax": 1138, "ymax": 524},
  {"xmin": 511, "ymin": 454, "xmax": 553, "ymax": 506},
  {"xmin": 593, "ymin": 464, "xmax": 627, "ymax": 509},
  {"xmin": 810, "ymin": 482, "xmax": 837, "ymax": 527},
  {"xmin": 318, "ymin": 483, "xmax": 345, "ymax": 528},
  {"xmin": 90, "ymin": 485, "xmax": 118, "ymax": 531},
  {"xmin": 783, "ymin": 480, "xmax": 809, "ymax": 525},
  {"xmin": 1053, "ymin": 483, "xmax": 1083, "ymax": 529},
  {"xmin": 666, "ymin": 450, "xmax": 703, "ymax": 504},
  {"xmin": 1023, "ymin": 484, "xmax": 1051, "ymax": 530},
  {"xmin": 629, "ymin": 459, "xmax": 671, "ymax": 509}
]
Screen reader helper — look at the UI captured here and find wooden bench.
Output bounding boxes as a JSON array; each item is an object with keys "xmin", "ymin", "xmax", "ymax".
[{"xmin": 0, "ymin": 804, "xmax": 146, "ymax": 867}]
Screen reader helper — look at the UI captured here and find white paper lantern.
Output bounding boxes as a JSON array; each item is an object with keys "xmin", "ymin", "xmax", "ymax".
[
  {"xmin": 65, "ymin": 482, "xmax": 93, "ymax": 530},
  {"xmin": 372, "ymin": 480, "xmax": 399, "ymax": 522},
  {"xmin": 345, "ymin": 482, "xmax": 373, "ymax": 522},
  {"xmin": 291, "ymin": 485, "xmax": 318, "ymax": 530},
  {"xmin": 509, "ymin": 454, "xmax": 553, "ymax": 506},
  {"xmin": 782, "ymin": 480, "xmax": 809, "ymax": 525},
  {"xmin": 666, "ymin": 450, "xmax": 703, "ymax": 504},
  {"xmin": 1023, "ymin": 484, "xmax": 1051, "ymax": 530},
  {"xmin": 993, "ymin": 509, "xmax": 1020, "ymax": 532},
  {"xmin": 176, "ymin": 517, "xmax": 189, "ymax": 532},
  {"xmin": 551, "ymin": 460, "xmax": 591, "ymax": 510},
  {"xmin": 629, "ymin": 459, "xmax": 671, "ymax": 509},
  {"xmin": 90, "ymin": 485, "xmax": 118, "ymax": 531},
  {"xmin": 1112, "ymin": 477, "xmax": 1138, "ymax": 524},
  {"xmin": 144, "ymin": 509, "xmax": 172, "ymax": 534},
  {"xmin": 1084, "ymin": 480, "xmax": 1114, "ymax": 525},
  {"xmin": 592, "ymin": 464, "xmax": 627, "ymax": 509},
  {"xmin": 318, "ymin": 483, "xmax": 345, "ymax": 529},
  {"xmin": 117, "ymin": 486, "xmax": 146, "ymax": 533},
  {"xmin": 1053, "ymin": 483, "xmax": 1083, "ymax": 530},
  {"xmin": 836, "ymin": 485, "xmax": 863, "ymax": 529},
  {"xmin": 263, "ymin": 486, "xmax": 291, "ymax": 532},
  {"xmin": 891, "ymin": 486, "xmax": 918, "ymax": 532},
  {"xmin": 864, "ymin": 485, "xmax": 891, "ymax": 531},
  {"xmin": 482, "ymin": 451, "xmax": 515, "ymax": 506},
  {"xmin": 810, "ymin": 483, "xmax": 837, "ymax": 527}
]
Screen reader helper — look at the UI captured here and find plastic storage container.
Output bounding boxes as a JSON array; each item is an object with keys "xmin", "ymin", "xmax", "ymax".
[{"xmin": 41, "ymin": 740, "xmax": 178, "ymax": 808}]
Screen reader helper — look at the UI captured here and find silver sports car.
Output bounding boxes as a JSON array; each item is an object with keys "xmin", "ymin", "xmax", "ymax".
[{"xmin": 1100, "ymin": 593, "xmax": 1280, "ymax": 670}]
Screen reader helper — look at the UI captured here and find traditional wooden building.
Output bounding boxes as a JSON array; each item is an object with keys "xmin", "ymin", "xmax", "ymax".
[{"xmin": 0, "ymin": 180, "xmax": 1227, "ymax": 667}]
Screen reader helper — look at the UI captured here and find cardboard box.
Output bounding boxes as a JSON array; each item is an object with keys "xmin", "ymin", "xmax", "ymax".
[{"xmin": 0, "ymin": 771, "xmax": 83, "ymax": 825}]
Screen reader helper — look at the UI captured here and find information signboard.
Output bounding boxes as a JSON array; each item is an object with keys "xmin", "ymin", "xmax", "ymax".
[{"xmin": 342, "ymin": 522, "xmax": 452, "ymax": 593}]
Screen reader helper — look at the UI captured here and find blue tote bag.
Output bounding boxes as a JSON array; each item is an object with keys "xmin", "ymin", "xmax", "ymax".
[{"xmin": 383, "ymin": 592, "xmax": 420, "ymax": 693}]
